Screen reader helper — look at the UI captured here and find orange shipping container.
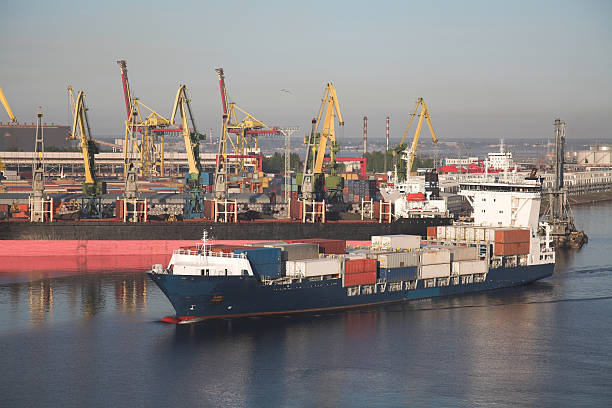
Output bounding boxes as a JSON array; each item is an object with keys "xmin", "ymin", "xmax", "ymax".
[
  {"xmin": 494, "ymin": 229, "xmax": 530, "ymax": 243},
  {"xmin": 343, "ymin": 270, "xmax": 377, "ymax": 287},
  {"xmin": 345, "ymin": 258, "xmax": 377, "ymax": 274},
  {"xmin": 494, "ymin": 242, "xmax": 530, "ymax": 256},
  {"xmin": 427, "ymin": 226, "xmax": 437, "ymax": 239}
]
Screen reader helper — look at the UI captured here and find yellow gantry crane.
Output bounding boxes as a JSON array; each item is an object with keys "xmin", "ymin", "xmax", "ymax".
[
  {"xmin": 399, "ymin": 97, "xmax": 438, "ymax": 176},
  {"xmin": 301, "ymin": 83, "xmax": 344, "ymax": 201},
  {"xmin": 0, "ymin": 87, "xmax": 18, "ymax": 123}
]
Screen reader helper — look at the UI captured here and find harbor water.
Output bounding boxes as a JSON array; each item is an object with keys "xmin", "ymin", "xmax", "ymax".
[{"xmin": 1, "ymin": 202, "xmax": 612, "ymax": 407}]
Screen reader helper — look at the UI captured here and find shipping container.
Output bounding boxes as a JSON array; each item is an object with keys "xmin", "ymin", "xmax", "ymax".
[
  {"xmin": 268, "ymin": 243, "xmax": 320, "ymax": 261},
  {"xmin": 493, "ymin": 242, "xmax": 530, "ymax": 256},
  {"xmin": 370, "ymin": 251, "xmax": 418, "ymax": 268},
  {"xmin": 420, "ymin": 263, "xmax": 450, "ymax": 279},
  {"xmin": 343, "ymin": 270, "xmax": 377, "ymax": 287},
  {"xmin": 452, "ymin": 260, "xmax": 488, "ymax": 275},
  {"xmin": 371, "ymin": 234, "xmax": 421, "ymax": 250},
  {"xmin": 427, "ymin": 226, "xmax": 437, "ymax": 239},
  {"xmin": 345, "ymin": 258, "xmax": 377, "ymax": 274},
  {"xmin": 474, "ymin": 227, "xmax": 486, "ymax": 242},
  {"xmin": 449, "ymin": 246, "xmax": 479, "ymax": 262},
  {"xmin": 421, "ymin": 249, "xmax": 451, "ymax": 265},
  {"xmin": 379, "ymin": 266, "xmax": 418, "ymax": 282},
  {"xmin": 243, "ymin": 241, "xmax": 288, "ymax": 247},
  {"xmin": 234, "ymin": 247, "xmax": 282, "ymax": 264},
  {"xmin": 285, "ymin": 257, "xmax": 344, "ymax": 277},
  {"xmin": 494, "ymin": 228, "xmax": 530, "ymax": 243},
  {"xmin": 291, "ymin": 238, "xmax": 346, "ymax": 254}
]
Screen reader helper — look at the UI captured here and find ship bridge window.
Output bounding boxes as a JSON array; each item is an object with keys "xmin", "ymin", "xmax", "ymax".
[{"xmin": 242, "ymin": 269, "xmax": 249, "ymax": 276}]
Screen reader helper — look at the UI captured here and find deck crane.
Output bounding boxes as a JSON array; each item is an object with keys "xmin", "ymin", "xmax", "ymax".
[
  {"xmin": 169, "ymin": 85, "xmax": 207, "ymax": 218},
  {"xmin": 398, "ymin": 98, "xmax": 437, "ymax": 179},
  {"xmin": 301, "ymin": 83, "xmax": 344, "ymax": 202},
  {"xmin": 215, "ymin": 68, "xmax": 279, "ymax": 173},
  {"xmin": 0, "ymin": 87, "xmax": 18, "ymax": 123},
  {"xmin": 69, "ymin": 88, "xmax": 107, "ymax": 218}
]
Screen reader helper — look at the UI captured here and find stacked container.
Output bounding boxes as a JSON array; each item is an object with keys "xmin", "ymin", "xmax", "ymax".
[
  {"xmin": 371, "ymin": 235, "xmax": 421, "ymax": 250},
  {"xmin": 452, "ymin": 260, "xmax": 488, "ymax": 275},
  {"xmin": 233, "ymin": 247, "xmax": 282, "ymax": 280},
  {"xmin": 266, "ymin": 243, "xmax": 320, "ymax": 261},
  {"xmin": 494, "ymin": 229, "xmax": 530, "ymax": 256},
  {"xmin": 343, "ymin": 258, "xmax": 377, "ymax": 287},
  {"xmin": 420, "ymin": 248, "xmax": 451, "ymax": 279},
  {"xmin": 285, "ymin": 257, "xmax": 344, "ymax": 278},
  {"xmin": 291, "ymin": 238, "xmax": 346, "ymax": 254}
]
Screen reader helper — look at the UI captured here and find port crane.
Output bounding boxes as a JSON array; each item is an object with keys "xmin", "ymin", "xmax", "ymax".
[
  {"xmin": 215, "ymin": 68, "xmax": 279, "ymax": 173},
  {"xmin": 301, "ymin": 83, "xmax": 344, "ymax": 202},
  {"xmin": 398, "ymin": 98, "xmax": 438, "ymax": 179},
  {"xmin": 68, "ymin": 87, "xmax": 107, "ymax": 218},
  {"xmin": 0, "ymin": 87, "xmax": 18, "ymax": 123},
  {"xmin": 169, "ymin": 85, "xmax": 207, "ymax": 218},
  {"xmin": 117, "ymin": 60, "xmax": 179, "ymax": 178}
]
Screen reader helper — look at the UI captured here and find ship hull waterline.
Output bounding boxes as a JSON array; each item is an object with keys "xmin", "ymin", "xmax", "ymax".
[{"xmin": 148, "ymin": 263, "xmax": 554, "ymax": 323}]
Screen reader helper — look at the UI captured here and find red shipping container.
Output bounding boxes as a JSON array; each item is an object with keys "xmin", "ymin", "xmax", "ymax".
[
  {"xmin": 0, "ymin": 204, "xmax": 9, "ymax": 212},
  {"xmin": 427, "ymin": 226, "xmax": 437, "ymax": 239},
  {"xmin": 292, "ymin": 238, "xmax": 346, "ymax": 254},
  {"xmin": 494, "ymin": 242, "xmax": 530, "ymax": 256},
  {"xmin": 494, "ymin": 229, "xmax": 530, "ymax": 243},
  {"xmin": 343, "ymin": 271, "xmax": 377, "ymax": 287},
  {"xmin": 345, "ymin": 258, "xmax": 377, "ymax": 274}
]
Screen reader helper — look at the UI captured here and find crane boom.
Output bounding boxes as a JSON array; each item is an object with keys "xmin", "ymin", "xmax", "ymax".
[
  {"xmin": 116, "ymin": 60, "xmax": 132, "ymax": 119},
  {"xmin": 170, "ymin": 85, "xmax": 204, "ymax": 189},
  {"xmin": 0, "ymin": 87, "xmax": 18, "ymax": 123},
  {"xmin": 401, "ymin": 98, "xmax": 437, "ymax": 175},
  {"xmin": 311, "ymin": 83, "xmax": 343, "ymax": 174},
  {"xmin": 70, "ymin": 89, "xmax": 106, "ymax": 196}
]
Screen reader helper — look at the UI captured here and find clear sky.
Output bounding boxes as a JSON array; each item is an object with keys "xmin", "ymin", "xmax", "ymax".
[{"xmin": 1, "ymin": 0, "xmax": 611, "ymax": 143}]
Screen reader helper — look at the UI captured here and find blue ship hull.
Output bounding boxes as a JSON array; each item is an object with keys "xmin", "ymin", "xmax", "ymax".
[{"xmin": 148, "ymin": 263, "xmax": 554, "ymax": 322}]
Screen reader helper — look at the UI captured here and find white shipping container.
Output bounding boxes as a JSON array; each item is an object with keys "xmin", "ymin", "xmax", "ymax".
[
  {"xmin": 465, "ymin": 227, "xmax": 476, "ymax": 241},
  {"xmin": 454, "ymin": 226, "xmax": 466, "ymax": 241},
  {"xmin": 474, "ymin": 227, "xmax": 486, "ymax": 241},
  {"xmin": 444, "ymin": 226, "xmax": 455, "ymax": 240},
  {"xmin": 371, "ymin": 235, "xmax": 421, "ymax": 250},
  {"xmin": 449, "ymin": 246, "xmax": 478, "ymax": 262},
  {"xmin": 452, "ymin": 260, "xmax": 488, "ymax": 275},
  {"xmin": 436, "ymin": 226, "xmax": 446, "ymax": 238},
  {"xmin": 376, "ymin": 251, "xmax": 419, "ymax": 268},
  {"xmin": 420, "ymin": 263, "xmax": 450, "ymax": 279},
  {"xmin": 421, "ymin": 249, "xmax": 451, "ymax": 265},
  {"xmin": 285, "ymin": 257, "xmax": 343, "ymax": 277}
]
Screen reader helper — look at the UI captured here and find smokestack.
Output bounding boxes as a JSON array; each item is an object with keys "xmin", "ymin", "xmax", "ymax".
[
  {"xmin": 385, "ymin": 116, "xmax": 390, "ymax": 172},
  {"xmin": 363, "ymin": 116, "xmax": 367, "ymax": 156}
]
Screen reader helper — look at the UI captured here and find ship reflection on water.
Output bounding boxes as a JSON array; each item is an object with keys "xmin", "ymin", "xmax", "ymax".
[{"xmin": 2, "ymin": 272, "xmax": 148, "ymax": 326}]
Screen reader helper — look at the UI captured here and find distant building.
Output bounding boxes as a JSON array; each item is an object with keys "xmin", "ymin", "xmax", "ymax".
[{"xmin": 0, "ymin": 123, "xmax": 71, "ymax": 151}]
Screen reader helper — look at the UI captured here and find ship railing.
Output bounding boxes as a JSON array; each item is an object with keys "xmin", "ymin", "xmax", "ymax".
[{"xmin": 172, "ymin": 248, "xmax": 247, "ymax": 259}]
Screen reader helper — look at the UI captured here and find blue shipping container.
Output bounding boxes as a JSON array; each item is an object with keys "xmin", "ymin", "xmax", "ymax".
[
  {"xmin": 234, "ymin": 247, "xmax": 282, "ymax": 279},
  {"xmin": 378, "ymin": 267, "xmax": 418, "ymax": 282}
]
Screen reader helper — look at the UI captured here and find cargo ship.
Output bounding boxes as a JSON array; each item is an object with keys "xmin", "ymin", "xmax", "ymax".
[{"xmin": 148, "ymin": 175, "xmax": 556, "ymax": 322}]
